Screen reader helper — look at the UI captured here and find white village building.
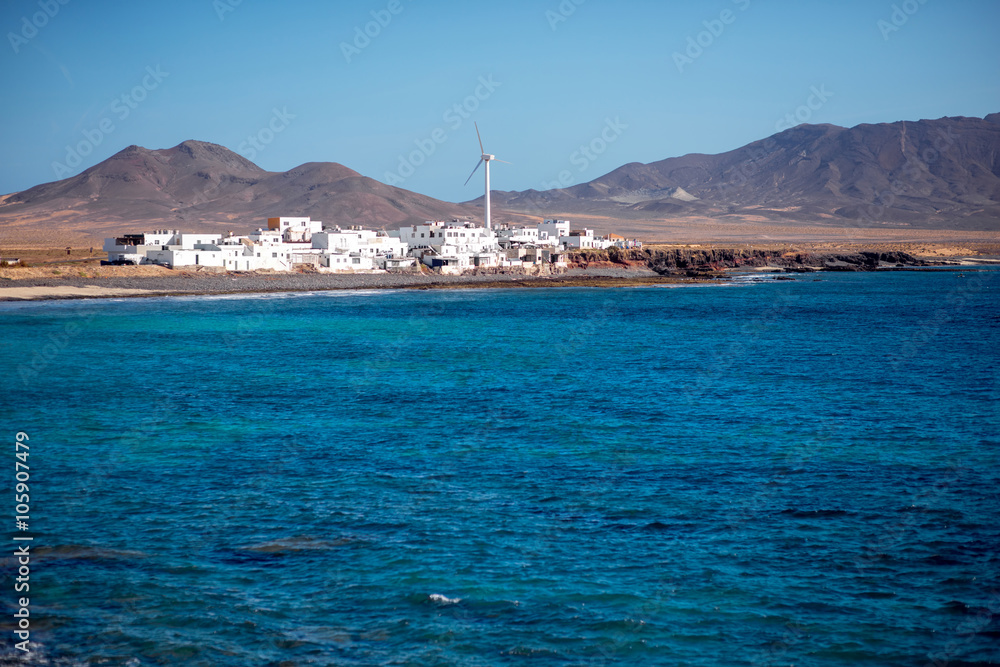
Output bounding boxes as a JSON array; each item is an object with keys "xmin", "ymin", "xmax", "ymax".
[
  {"xmin": 104, "ymin": 216, "xmax": 638, "ymax": 273},
  {"xmin": 396, "ymin": 220, "xmax": 504, "ymax": 274},
  {"xmin": 103, "ymin": 217, "xmax": 414, "ymax": 273},
  {"xmin": 313, "ymin": 226, "xmax": 410, "ymax": 271}
]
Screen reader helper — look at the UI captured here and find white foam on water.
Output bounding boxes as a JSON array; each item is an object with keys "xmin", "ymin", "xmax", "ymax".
[{"xmin": 168, "ymin": 288, "xmax": 398, "ymax": 303}]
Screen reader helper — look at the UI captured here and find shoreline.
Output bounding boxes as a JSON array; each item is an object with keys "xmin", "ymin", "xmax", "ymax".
[
  {"xmin": 3, "ymin": 241, "xmax": 996, "ymax": 303},
  {"xmin": 0, "ymin": 269, "xmax": 692, "ymax": 302},
  {"xmin": 0, "ymin": 264, "xmax": 990, "ymax": 303}
]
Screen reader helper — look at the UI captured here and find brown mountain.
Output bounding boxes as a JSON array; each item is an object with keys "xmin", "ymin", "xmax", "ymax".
[
  {"xmin": 0, "ymin": 140, "xmax": 479, "ymax": 244},
  {"xmin": 4, "ymin": 115, "xmax": 999, "ymax": 246},
  {"xmin": 486, "ymin": 114, "xmax": 1000, "ymax": 231}
]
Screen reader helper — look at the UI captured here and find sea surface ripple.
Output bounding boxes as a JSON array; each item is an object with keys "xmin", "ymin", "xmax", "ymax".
[{"xmin": 1, "ymin": 269, "xmax": 998, "ymax": 665}]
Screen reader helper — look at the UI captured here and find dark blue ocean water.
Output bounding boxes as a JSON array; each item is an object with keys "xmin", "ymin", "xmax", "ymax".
[{"xmin": 2, "ymin": 269, "xmax": 999, "ymax": 666}]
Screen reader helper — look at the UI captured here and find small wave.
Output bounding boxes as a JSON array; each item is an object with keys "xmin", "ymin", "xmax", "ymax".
[
  {"xmin": 170, "ymin": 289, "xmax": 395, "ymax": 303},
  {"xmin": 0, "ymin": 640, "xmax": 102, "ymax": 666},
  {"xmin": 728, "ymin": 273, "xmax": 787, "ymax": 285},
  {"xmin": 428, "ymin": 593, "xmax": 461, "ymax": 605}
]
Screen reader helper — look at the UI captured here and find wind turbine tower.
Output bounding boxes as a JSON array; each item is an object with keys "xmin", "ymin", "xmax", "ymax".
[{"xmin": 463, "ymin": 123, "xmax": 508, "ymax": 230}]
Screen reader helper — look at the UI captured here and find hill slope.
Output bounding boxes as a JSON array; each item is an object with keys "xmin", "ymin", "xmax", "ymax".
[
  {"xmin": 0, "ymin": 140, "xmax": 479, "ymax": 244},
  {"xmin": 487, "ymin": 114, "xmax": 1000, "ymax": 231}
]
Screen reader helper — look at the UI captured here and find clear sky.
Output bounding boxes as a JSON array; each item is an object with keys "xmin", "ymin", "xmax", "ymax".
[{"xmin": 2, "ymin": 0, "xmax": 998, "ymax": 203}]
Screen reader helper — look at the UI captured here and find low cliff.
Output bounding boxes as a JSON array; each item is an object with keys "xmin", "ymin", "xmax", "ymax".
[{"xmin": 567, "ymin": 248, "xmax": 933, "ymax": 276}]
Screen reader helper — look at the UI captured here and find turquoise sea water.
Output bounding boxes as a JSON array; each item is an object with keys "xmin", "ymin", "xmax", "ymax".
[{"xmin": 2, "ymin": 270, "xmax": 999, "ymax": 666}]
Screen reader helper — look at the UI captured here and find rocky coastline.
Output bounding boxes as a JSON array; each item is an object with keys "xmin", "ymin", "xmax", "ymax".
[{"xmin": 571, "ymin": 248, "xmax": 941, "ymax": 277}]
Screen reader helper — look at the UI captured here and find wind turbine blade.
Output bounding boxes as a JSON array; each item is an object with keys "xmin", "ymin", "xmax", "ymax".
[
  {"xmin": 494, "ymin": 159, "xmax": 511, "ymax": 165},
  {"xmin": 463, "ymin": 158, "xmax": 484, "ymax": 186},
  {"xmin": 475, "ymin": 122, "xmax": 485, "ymax": 155}
]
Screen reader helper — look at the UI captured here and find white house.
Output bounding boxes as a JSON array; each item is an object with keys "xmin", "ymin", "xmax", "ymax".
[
  {"xmin": 103, "ymin": 230, "xmax": 179, "ymax": 264},
  {"xmin": 601, "ymin": 234, "xmax": 643, "ymax": 250},
  {"xmin": 497, "ymin": 225, "xmax": 541, "ymax": 246},
  {"xmin": 320, "ymin": 253, "xmax": 376, "ymax": 271},
  {"xmin": 268, "ymin": 216, "xmax": 323, "ymax": 243},
  {"xmin": 106, "ymin": 227, "xmax": 299, "ymax": 271},
  {"xmin": 314, "ymin": 227, "xmax": 408, "ymax": 259},
  {"xmin": 397, "ymin": 221, "xmax": 503, "ymax": 273},
  {"xmin": 105, "ymin": 230, "xmax": 240, "ymax": 269},
  {"xmin": 562, "ymin": 229, "xmax": 597, "ymax": 250},
  {"xmin": 397, "ymin": 221, "xmax": 448, "ymax": 249},
  {"xmin": 538, "ymin": 219, "xmax": 571, "ymax": 247},
  {"xmin": 313, "ymin": 226, "xmax": 410, "ymax": 271}
]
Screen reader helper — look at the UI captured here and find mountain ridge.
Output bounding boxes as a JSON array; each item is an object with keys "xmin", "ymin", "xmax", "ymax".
[
  {"xmin": 2, "ymin": 114, "xmax": 998, "ymax": 245},
  {"xmin": 0, "ymin": 141, "xmax": 481, "ymax": 244},
  {"xmin": 483, "ymin": 114, "xmax": 1000, "ymax": 231}
]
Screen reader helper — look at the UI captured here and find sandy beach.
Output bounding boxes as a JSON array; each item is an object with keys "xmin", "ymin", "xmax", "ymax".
[{"xmin": 0, "ymin": 285, "xmax": 158, "ymax": 300}]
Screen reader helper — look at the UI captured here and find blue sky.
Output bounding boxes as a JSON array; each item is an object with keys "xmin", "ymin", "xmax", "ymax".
[{"xmin": 1, "ymin": 0, "xmax": 998, "ymax": 203}]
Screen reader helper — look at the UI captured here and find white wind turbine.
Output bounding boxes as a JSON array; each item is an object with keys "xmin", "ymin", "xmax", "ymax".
[{"xmin": 463, "ymin": 122, "xmax": 509, "ymax": 230}]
